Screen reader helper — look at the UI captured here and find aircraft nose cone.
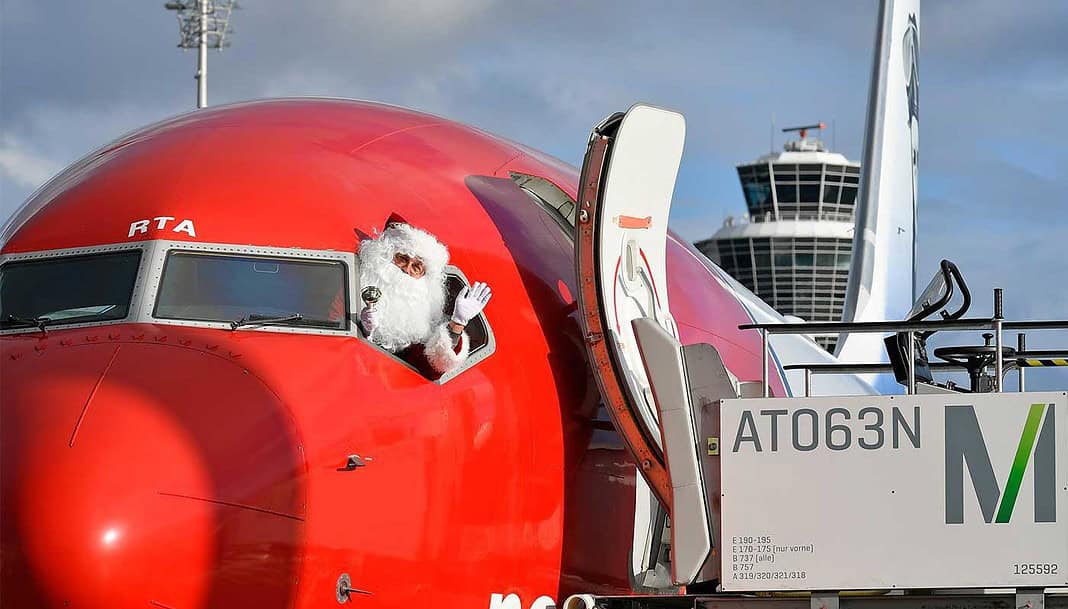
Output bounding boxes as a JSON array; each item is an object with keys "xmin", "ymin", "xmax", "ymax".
[
  {"xmin": 3, "ymin": 344, "xmax": 214, "ymax": 608},
  {"xmin": 2, "ymin": 338, "xmax": 305, "ymax": 609},
  {"xmin": 15, "ymin": 397, "xmax": 216, "ymax": 608}
]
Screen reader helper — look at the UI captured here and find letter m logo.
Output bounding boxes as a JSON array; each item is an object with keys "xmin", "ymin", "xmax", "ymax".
[{"xmin": 945, "ymin": 403, "xmax": 1056, "ymax": 524}]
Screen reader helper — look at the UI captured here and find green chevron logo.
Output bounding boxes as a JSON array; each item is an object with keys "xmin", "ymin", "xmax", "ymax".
[{"xmin": 945, "ymin": 403, "xmax": 1057, "ymax": 524}]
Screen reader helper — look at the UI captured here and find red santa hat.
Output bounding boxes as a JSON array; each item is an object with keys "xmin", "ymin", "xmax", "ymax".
[{"xmin": 376, "ymin": 212, "xmax": 450, "ymax": 277}]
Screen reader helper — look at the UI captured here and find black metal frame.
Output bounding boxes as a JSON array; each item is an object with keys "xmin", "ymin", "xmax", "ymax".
[{"xmin": 740, "ymin": 313, "xmax": 1068, "ymax": 395}]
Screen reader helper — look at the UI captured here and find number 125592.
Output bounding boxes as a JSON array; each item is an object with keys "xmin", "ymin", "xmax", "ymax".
[{"xmin": 1014, "ymin": 563, "xmax": 1059, "ymax": 575}]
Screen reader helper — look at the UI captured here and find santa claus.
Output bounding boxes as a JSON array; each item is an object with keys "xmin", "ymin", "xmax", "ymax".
[{"xmin": 357, "ymin": 215, "xmax": 492, "ymax": 379}]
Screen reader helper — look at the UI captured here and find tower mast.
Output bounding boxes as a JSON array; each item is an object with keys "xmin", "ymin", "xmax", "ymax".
[{"xmin": 164, "ymin": 1, "xmax": 238, "ymax": 109}]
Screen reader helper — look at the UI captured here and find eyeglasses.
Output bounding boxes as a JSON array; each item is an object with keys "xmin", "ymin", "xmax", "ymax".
[{"xmin": 393, "ymin": 252, "xmax": 426, "ymax": 278}]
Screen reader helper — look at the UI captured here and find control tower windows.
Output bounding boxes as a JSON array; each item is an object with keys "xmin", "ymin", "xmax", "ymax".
[
  {"xmin": 816, "ymin": 165, "xmax": 860, "ymax": 220},
  {"xmin": 822, "ymin": 185, "xmax": 840, "ymax": 204},
  {"xmin": 707, "ymin": 235, "xmax": 852, "ymax": 345},
  {"xmin": 799, "ymin": 184, "xmax": 821, "ymax": 204},
  {"xmin": 840, "ymin": 186, "xmax": 858, "ymax": 206},
  {"xmin": 709, "ymin": 156, "xmax": 861, "ymax": 351},
  {"xmin": 766, "ymin": 161, "xmax": 864, "ymax": 220},
  {"xmin": 772, "ymin": 163, "xmax": 797, "ymax": 211},
  {"xmin": 776, "ymin": 184, "xmax": 797, "ymax": 205},
  {"xmin": 738, "ymin": 165, "xmax": 773, "ymax": 218}
]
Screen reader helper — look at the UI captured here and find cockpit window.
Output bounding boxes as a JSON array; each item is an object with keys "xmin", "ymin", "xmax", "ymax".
[
  {"xmin": 444, "ymin": 274, "xmax": 490, "ymax": 356},
  {"xmin": 0, "ymin": 251, "xmax": 142, "ymax": 329},
  {"xmin": 510, "ymin": 172, "xmax": 577, "ymax": 235},
  {"xmin": 154, "ymin": 252, "xmax": 348, "ymax": 330}
]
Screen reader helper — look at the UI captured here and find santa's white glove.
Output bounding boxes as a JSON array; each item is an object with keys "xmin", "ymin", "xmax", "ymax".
[
  {"xmin": 359, "ymin": 305, "xmax": 380, "ymax": 336},
  {"xmin": 451, "ymin": 281, "xmax": 492, "ymax": 326}
]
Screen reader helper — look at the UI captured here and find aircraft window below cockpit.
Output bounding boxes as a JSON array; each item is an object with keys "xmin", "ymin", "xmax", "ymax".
[
  {"xmin": 0, "ymin": 251, "xmax": 142, "ymax": 330},
  {"xmin": 154, "ymin": 252, "xmax": 348, "ymax": 330}
]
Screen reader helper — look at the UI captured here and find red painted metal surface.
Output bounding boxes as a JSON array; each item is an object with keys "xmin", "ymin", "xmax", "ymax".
[{"xmin": 1, "ymin": 99, "xmax": 784, "ymax": 608}]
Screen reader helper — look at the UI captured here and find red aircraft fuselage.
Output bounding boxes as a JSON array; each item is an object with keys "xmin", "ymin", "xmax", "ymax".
[{"xmin": 0, "ymin": 99, "xmax": 785, "ymax": 608}]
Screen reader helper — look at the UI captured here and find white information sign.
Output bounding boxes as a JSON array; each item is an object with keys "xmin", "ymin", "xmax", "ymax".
[{"xmin": 719, "ymin": 392, "xmax": 1068, "ymax": 591}]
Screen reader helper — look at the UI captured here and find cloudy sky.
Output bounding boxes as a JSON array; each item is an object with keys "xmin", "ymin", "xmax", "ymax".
[{"xmin": 2, "ymin": 0, "xmax": 1066, "ymax": 385}]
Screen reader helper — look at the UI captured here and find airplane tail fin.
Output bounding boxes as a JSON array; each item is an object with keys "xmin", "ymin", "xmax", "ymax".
[{"xmin": 835, "ymin": 0, "xmax": 920, "ymax": 367}]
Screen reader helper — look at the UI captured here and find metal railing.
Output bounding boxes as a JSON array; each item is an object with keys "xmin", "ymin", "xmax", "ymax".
[
  {"xmin": 740, "ymin": 289, "xmax": 1068, "ymax": 396},
  {"xmin": 722, "ymin": 210, "xmax": 856, "ymax": 225}
]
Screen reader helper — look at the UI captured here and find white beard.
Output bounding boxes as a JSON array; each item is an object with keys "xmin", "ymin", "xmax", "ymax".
[{"xmin": 358, "ymin": 246, "xmax": 446, "ymax": 352}]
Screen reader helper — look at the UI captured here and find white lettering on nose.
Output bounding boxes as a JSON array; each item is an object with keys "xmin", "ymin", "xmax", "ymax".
[
  {"xmin": 172, "ymin": 219, "xmax": 197, "ymax": 237},
  {"xmin": 489, "ymin": 594, "xmax": 522, "ymax": 609},
  {"xmin": 128, "ymin": 220, "xmax": 150, "ymax": 237},
  {"xmin": 127, "ymin": 217, "xmax": 197, "ymax": 239},
  {"xmin": 487, "ymin": 593, "xmax": 556, "ymax": 609}
]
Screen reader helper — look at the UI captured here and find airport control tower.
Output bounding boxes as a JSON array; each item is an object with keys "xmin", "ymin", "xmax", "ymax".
[{"xmin": 695, "ymin": 124, "xmax": 860, "ymax": 352}]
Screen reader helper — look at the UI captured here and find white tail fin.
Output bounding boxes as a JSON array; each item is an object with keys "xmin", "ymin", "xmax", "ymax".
[{"xmin": 836, "ymin": 0, "xmax": 920, "ymax": 366}]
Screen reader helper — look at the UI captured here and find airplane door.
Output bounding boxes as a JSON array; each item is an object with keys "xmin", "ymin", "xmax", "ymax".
[
  {"xmin": 574, "ymin": 104, "xmax": 684, "ymax": 515},
  {"xmin": 575, "ymin": 105, "xmax": 716, "ymax": 585}
]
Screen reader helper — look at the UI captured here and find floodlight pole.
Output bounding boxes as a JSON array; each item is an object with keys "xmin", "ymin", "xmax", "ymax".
[
  {"xmin": 197, "ymin": 0, "xmax": 208, "ymax": 108},
  {"xmin": 165, "ymin": 1, "xmax": 237, "ymax": 109}
]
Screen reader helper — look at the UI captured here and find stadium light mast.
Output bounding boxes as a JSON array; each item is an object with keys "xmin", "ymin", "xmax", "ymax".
[{"xmin": 164, "ymin": 1, "xmax": 238, "ymax": 109}]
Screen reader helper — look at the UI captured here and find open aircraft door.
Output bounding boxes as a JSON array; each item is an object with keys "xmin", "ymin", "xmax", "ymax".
[{"xmin": 575, "ymin": 105, "xmax": 714, "ymax": 585}]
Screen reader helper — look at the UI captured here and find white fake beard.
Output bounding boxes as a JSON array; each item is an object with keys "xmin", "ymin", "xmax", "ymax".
[{"xmin": 358, "ymin": 255, "xmax": 445, "ymax": 352}]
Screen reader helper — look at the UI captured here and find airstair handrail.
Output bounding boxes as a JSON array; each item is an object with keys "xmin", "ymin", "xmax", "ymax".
[
  {"xmin": 738, "ymin": 318, "xmax": 1068, "ymax": 334},
  {"xmin": 740, "ymin": 315, "xmax": 1068, "ymax": 397}
]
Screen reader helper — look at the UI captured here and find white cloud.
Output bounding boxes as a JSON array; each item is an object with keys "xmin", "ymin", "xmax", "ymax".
[
  {"xmin": 2, "ymin": 3, "xmax": 1066, "ymax": 353},
  {"xmin": 325, "ymin": 0, "xmax": 501, "ymax": 37},
  {"xmin": 0, "ymin": 102, "xmax": 185, "ymax": 218},
  {"xmin": 0, "ymin": 135, "xmax": 58, "ymax": 191}
]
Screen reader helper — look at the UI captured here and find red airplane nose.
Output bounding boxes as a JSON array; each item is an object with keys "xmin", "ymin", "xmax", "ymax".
[
  {"xmin": 2, "ymin": 336, "xmax": 306, "ymax": 609},
  {"xmin": 12, "ymin": 375, "xmax": 215, "ymax": 608}
]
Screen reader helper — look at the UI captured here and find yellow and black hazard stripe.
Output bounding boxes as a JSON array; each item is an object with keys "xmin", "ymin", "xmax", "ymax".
[{"xmin": 1019, "ymin": 358, "xmax": 1068, "ymax": 367}]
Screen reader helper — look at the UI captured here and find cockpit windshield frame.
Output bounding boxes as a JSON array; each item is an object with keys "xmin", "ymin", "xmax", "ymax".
[
  {"xmin": 1, "ymin": 238, "xmax": 497, "ymax": 383},
  {"xmin": 141, "ymin": 240, "xmax": 358, "ymax": 336},
  {"xmin": 0, "ymin": 240, "xmax": 360, "ymax": 337},
  {"xmin": 0, "ymin": 243, "xmax": 149, "ymax": 334},
  {"xmin": 152, "ymin": 250, "xmax": 350, "ymax": 332}
]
